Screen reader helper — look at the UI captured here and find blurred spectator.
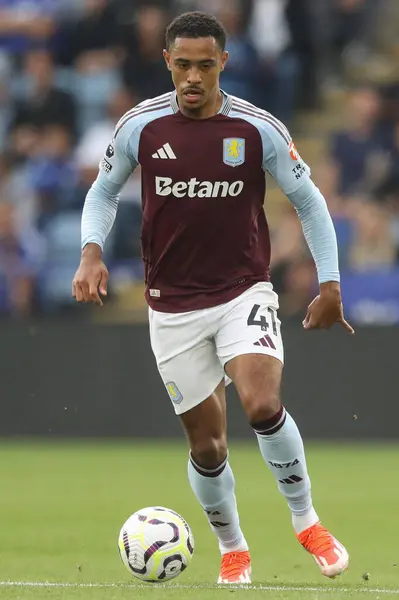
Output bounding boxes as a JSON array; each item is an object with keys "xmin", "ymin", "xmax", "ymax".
[
  {"xmin": 330, "ymin": 0, "xmax": 378, "ymax": 77},
  {"xmin": 56, "ymin": 0, "xmax": 123, "ymax": 131},
  {"xmin": 329, "ymin": 88, "xmax": 390, "ymax": 196},
  {"xmin": 375, "ymin": 120, "xmax": 399, "ymax": 201},
  {"xmin": 0, "ymin": 0, "xmax": 58, "ymax": 57},
  {"xmin": 0, "ymin": 202, "xmax": 44, "ymax": 317},
  {"xmin": 270, "ymin": 204, "xmax": 309, "ymax": 295},
  {"xmin": 0, "ymin": 153, "xmax": 36, "ymax": 231},
  {"xmin": 217, "ymin": 1, "xmax": 260, "ymax": 105},
  {"xmin": 379, "ymin": 83, "xmax": 399, "ymax": 140},
  {"xmin": 109, "ymin": 168, "xmax": 142, "ymax": 264},
  {"xmin": 285, "ymin": 0, "xmax": 319, "ymax": 111},
  {"xmin": 174, "ymin": 0, "xmax": 225, "ymax": 16},
  {"xmin": 74, "ymin": 87, "xmax": 135, "ymax": 182},
  {"xmin": 347, "ymin": 199, "xmax": 398, "ymax": 271},
  {"xmin": 0, "ymin": 53, "xmax": 12, "ymax": 151},
  {"xmin": 26, "ymin": 125, "xmax": 77, "ymax": 230},
  {"xmin": 373, "ymin": 120, "xmax": 399, "ymax": 257},
  {"xmin": 121, "ymin": 4, "xmax": 172, "ymax": 101},
  {"xmin": 177, "ymin": 0, "xmax": 253, "ymax": 26},
  {"xmin": 57, "ymin": 0, "xmax": 122, "ymax": 69},
  {"xmin": 11, "ymin": 49, "xmax": 77, "ymax": 136},
  {"xmin": 0, "ymin": 0, "xmax": 396, "ymax": 320},
  {"xmin": 278, "ymin": 256, "xmax": 316, "ymax": 319},
  {"xmin": 248, "ymin": 0, "xmax": 300, "ymax": 124},
  {"xmin": 8, "ymin": 122, "xmax": 40, "ymax": 165}
]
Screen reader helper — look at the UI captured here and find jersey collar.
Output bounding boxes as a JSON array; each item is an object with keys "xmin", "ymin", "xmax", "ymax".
[{"xmin": 171, "ymin": 89, "xmax": 232, "ymax": 116}]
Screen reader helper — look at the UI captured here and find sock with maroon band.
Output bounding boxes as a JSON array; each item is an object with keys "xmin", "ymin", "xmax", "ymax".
[
  {"xmin": 188, "ymin": 452, "xmax": 249, "ymax": 555},
  {"xmin": 252, "ymin": 407, "xmax": 319, "ymax": 534}
]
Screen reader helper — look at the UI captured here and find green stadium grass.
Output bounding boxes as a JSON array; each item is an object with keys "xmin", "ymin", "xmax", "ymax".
[{"xmin": 0, "ymin": 440, "xmax": 398, "ymax": 600}]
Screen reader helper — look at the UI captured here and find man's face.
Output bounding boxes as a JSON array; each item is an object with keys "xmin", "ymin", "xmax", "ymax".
[{"xmin": 164, "ymin": 37, "xmax": 228, "ymax": 113}]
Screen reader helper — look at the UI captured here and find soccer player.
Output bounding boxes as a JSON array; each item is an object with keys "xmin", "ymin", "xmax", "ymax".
[{"xmin": 72, "ymin": 11, "xmax": 353, "ymax": 584}]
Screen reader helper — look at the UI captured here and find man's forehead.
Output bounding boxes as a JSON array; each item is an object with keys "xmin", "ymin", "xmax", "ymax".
[{"xmin": 170, "ymin": 36, "xmax": 221, "ymax": 57}]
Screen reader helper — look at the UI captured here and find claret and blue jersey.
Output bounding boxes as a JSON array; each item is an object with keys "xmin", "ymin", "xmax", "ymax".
[{"xmin": 82, "ymin": 91, "xmax": 339, "ymax": 312}]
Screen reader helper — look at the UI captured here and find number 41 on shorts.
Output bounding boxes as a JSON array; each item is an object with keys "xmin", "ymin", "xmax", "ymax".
[{"xmin": 247, "ymin": 304, "xmax": 278, "ymax": 349}]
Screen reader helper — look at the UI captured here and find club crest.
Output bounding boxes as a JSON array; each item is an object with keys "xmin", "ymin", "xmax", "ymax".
[
  {"xmin": 166, "ymin": 382, "xmax": 183, "ymax": 404},
  {"xmin": 223, "ymin": 138, "xmax": 245, "ymax": 167}
]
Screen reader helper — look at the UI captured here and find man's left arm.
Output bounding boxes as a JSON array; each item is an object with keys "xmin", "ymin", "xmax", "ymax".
[
  {"xmin": 287, "ymin": 179, "xmax": 353, "ymax": 333},
  {"xmin": 287, "ymin": 178, "xmax": 339, "ymax": 285},
  {"xmin": 261, "ymin": 121, "xmax": 354, "ymax": 333}
]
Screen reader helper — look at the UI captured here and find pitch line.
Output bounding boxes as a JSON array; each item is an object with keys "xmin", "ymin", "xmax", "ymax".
[{"xmin": 0, "ymin": 581, "xmax": 398, "ymax": 594}]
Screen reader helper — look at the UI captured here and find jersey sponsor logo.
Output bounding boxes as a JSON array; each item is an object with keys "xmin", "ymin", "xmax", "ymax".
[
  {"xmin": 292, "ymin": 163, "xmax": 307, "ymax": 180},
  {"xmin": 166, "ymin": 382, "xmax": 183, "ymax": 404},
  {"xmin": 289, "ymin": 140, "xmax": 300, "ymax": 161},
  {"xmin": 155, "ymin": 176, "xmax": 244, "ymax": 198},
  {"xmin": 289, "ymin": 141, "xmax": 307, "ymax": 180},
  {"xmin": 223, "ymin": 138, "xmax": 245, "ymax": 167},
  {"xmin": 105, "ymin": 139, "xmax": 115, "ymax": 159},
  {"xmin": 99, "ymin": 158, "xmax": 112, "ymax": 174}
]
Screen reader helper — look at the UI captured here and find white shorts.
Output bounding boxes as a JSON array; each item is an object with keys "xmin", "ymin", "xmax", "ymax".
[{"xmin": 148, "ymin": 282, "xmax": 284, "ymax": 415}]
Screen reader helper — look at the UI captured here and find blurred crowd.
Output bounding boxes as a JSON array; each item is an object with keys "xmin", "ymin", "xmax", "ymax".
[
  {"xmin": 272, "ymin": 83, "xmax": 399, "ymax": 324},
  {"xmin": 0, "ymin": 0, "xmax": 398, "ymax": 323}
]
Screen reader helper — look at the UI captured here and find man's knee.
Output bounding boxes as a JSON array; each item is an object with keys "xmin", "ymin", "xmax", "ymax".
[
  {"xmin": 240, "ymin": 388, "xmax": 281, "ymax": 425},
  {"xmin": 190, "ymin": 436, "xmax": 227, "ymax": 470},
  {"xmin": 226, "ymin": 354, "xmax": 283, "ymax": 424}
]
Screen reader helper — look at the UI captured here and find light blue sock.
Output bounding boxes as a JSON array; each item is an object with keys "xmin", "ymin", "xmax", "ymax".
[
  {"xmin": 188, "ymin": 453, "xmax": 249, "ymax": 555},
  {"xmin": 253, "ymin": 408, "xmax": 319, "ymax": 534}
]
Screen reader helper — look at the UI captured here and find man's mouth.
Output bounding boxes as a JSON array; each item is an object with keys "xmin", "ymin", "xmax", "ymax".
[{"xmin": 183, "ymin": 89, "xmax": 203, "ymax": 103}]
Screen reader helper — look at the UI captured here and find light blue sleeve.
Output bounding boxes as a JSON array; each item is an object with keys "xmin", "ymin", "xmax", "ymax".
[
  {"xmin": 81, "ymin": 121, "xmax": 139, "ymax": 250},
  {"xmin": 287, "ymin": 178, "xmax": 340, "ymax": 283},
  {"xmin": 229, "ymin": 107, "xmax": 311, "ymax": 193},
  {"xmin": 260, "ymin": 120, "xmax": 311, "ymax": 194},
  {"xmin": 247, "ymin": 114, "xmax": 340, "ymax": 283},
  {"xmin": 81, "ymin": 102, "xmax": 173, "ymax": 251}
]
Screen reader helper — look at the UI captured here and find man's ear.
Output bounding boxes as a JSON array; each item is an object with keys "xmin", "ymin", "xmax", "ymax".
[
  {"xmin": 163, "ymin": 49, "xmax": 171, "ymax": 71},
  {"xmin": 220, "ymin": 50, "xmax": 229, "ymax": 72}
]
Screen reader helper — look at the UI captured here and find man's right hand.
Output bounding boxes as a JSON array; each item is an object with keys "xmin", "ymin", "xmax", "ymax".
[{"xmin": 72, "ymin": 244, "xmax": 109, "ymax": 307}]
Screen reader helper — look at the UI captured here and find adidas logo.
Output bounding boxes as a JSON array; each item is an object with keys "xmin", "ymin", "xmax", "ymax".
[
  {"xmin": 210, "ymin": 520, "xmax": 230, "ymax": 528},
  {"xmin": 278, "ymin": 474, "xmax": 303, "ymax": 485},
  {"xmin": 205, "ymin": 509, "xmax": 229, "ymax": 528},
  {"xmin": 152, "ymin": 143, "xmax": 177, "ymax": 159},
  {"xmin": 254, "ymin": 335, "xmax": 276, "ymax": 350}
]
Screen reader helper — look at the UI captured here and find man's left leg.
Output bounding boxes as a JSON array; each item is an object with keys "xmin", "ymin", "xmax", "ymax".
[{"xmin": 225, "ymin": 353, "xmax": 349, "ymax": 579}]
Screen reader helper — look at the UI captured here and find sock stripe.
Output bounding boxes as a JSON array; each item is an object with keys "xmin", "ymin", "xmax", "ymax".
[
  {"xmin": 263, "ymin": 412, "xmax": 287, "ymax": 436},
  {"xmin": 252, "ymin": 406, "xmax": 287, "ymax": 436},
  {"xmin": 189, "ymin": 453, "xmax": 228, "ymax": 478}
]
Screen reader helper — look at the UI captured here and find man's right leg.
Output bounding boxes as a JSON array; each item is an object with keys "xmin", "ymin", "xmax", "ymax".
[
  {"xmin": 180, "ymin": 379, "xmax": 251, "ymax": 584},
  {"xmin": 148, "ymin": 307, "xmax": 250, "ymax": 583}
]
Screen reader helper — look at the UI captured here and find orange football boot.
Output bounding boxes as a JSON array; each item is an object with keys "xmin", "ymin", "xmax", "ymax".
[
  {"xmin": 217, "ymin": 550, "xmax": 252, "ymax": 584},
  {"xmin": 297, "ymin": 522, "xmax": 349, "ymax": 578}
]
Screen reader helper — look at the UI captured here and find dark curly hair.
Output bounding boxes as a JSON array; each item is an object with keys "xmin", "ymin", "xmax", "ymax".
[{"xmin": 165, "ymin": 11, "xmax": 227, "ymax": 51}]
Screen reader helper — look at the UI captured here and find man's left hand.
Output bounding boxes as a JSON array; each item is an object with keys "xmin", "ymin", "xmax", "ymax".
[{"xmin": 303, "ymin": 282, "xmax": 355, "ymax": 334}]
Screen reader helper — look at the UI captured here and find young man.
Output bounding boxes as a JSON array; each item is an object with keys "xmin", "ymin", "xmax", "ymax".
[{"xmin": 73, "ymin": 11, "xmax": 353, "ymax": 585}]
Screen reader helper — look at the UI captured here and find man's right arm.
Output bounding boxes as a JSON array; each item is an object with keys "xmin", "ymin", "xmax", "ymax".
[
  {"xmin": 73, "ymin": 126, "xmax": 137, "ymax": 306},
  {"xmin": 81, "ymin": 129, "xmax": 138, "ymax": 252}
]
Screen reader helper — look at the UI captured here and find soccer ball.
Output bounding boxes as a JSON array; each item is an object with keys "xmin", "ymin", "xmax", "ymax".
[{"xmin": 118, "ymin": 506, "xmax": 195, "ymax": 582}]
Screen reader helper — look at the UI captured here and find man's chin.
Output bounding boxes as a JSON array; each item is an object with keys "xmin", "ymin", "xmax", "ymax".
[{"xmin": 180, "ymin": 94, "xmax": 205, "ymax": 110}]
